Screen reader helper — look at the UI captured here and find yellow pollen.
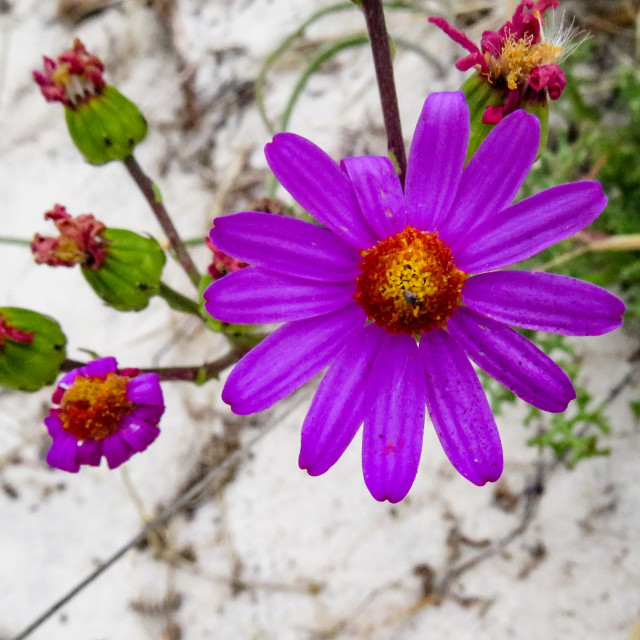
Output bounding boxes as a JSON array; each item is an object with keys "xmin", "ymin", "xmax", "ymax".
[
  {"xmin": 354, "ymin": 226, "xmax": 466, "ymax": 334},
  {"xmin": 60, "ymin": 373, "xmax": 132, "ymax": 441},
  {"xmin": 54, "ymin": 237, "xmax": 87, "ymax": 264},
  {"xmin": 51, "ymin": 63, "xmax": 71, "ymax": 86},
  {"xmin": 489, "ymin": 34, "xmax": 562, "ymax": 89}
]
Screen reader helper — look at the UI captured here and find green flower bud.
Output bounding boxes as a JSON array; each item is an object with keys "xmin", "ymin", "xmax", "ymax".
[
  {"xmin": 0, "ymin": 308, "xmax": 67, "ymax": 391},
  {"xmin": 81, "ymin": 229, "xmax": 166, "ymax": 311},
  {"xmin": 65, "ymin": 86, "xmax": 148, "ymax": 165},
  {"xmin": 33, "ymin": 39, "xmax": 147, "ymax": 165},
  {"xmin": 462, "ymin": 73, "xmax": 549, "ymax": 161}
]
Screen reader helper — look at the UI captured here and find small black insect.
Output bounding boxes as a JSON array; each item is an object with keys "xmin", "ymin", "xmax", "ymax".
[{"xmin": 402, "ymin": 290, "xmax": 423, "ymax": 307}]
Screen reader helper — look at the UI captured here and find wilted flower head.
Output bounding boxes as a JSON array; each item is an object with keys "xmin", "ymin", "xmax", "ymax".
[
  {"xmin": 31, "ymin": 204, "xmax": 106, "ymax": 268},
  {"xmin": 206, "ymin": 237, "xmax": 247, "ymax": 280},
  {"xmin": 204, "ymin": 91, "xmax": 624, "ymax": 502},
  {"xmin": 33, "ymin": 38, "xmax": 105, "ymax": 107},
  {"xmin": 430, "ymin": 0, "xmax": 566, "ymax": 124},
  {"xmin": 45, "ymin": 357, "xmax": 164, "ymax": 472}
]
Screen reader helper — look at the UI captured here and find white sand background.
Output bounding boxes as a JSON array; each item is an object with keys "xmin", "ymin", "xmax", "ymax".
[{"xmin": 0, "ymin": 0, "xmax": 639, "ymax": 638}]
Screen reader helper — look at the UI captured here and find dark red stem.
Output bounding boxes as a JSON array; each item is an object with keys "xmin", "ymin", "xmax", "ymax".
[{"xmin": 361, "ymin": 0, "xmax": 407, "ymax": 186}]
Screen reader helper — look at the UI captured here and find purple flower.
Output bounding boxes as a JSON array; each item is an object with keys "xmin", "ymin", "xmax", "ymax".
[
  {"xmin": 204, "ymin": 91, "xmax": 624, "ymax": 502},
  {"xmin": 45, "ymin": 357, "xmax": 164, "ymax": 472}
]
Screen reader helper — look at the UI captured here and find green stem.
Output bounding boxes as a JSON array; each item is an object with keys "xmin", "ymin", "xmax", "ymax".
[
  {"xmin": 157, "ymin": 282, "xmax": 201, "ymax": 316},
  {"xmin": 122, "ymin": 155, "xmax": 201, "ymax": 288},
  {"xmin": 0, "ymin": 236, "xmax": 31, "ymax": 246}
]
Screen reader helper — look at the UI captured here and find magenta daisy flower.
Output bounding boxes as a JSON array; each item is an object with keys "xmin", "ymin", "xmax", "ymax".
[
  {"xmin": 45, "ymin": 357, "xmax": 164, "ymax": 472},
  {"xmin": 204, "ymin": 91, "xmax": 624, "ymax": 502}
]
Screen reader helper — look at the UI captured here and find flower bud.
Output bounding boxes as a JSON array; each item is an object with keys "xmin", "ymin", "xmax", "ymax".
[
  {"xmin": 0, "ymin": 308, "xmax": 67, "ymax": 391},
  {"xmin": 81, "ymin": 229, "xmax": 166, "ymax": 311},
  {"xmin": 33, "ymin": 206, "xmax": 166, "ymax": 311},
  {"xmin": 33, "ymin": 39, "xmax": 147, "ymax": 164}
]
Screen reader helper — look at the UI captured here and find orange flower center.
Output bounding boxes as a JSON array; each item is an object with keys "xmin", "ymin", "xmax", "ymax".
[
  {"xmin": 59, "ymin": 373, "xmax": 132, "ymax": 440},
  {"xmin": 354, "ymin": 226, "xmax": 466, "ymax": 334}
]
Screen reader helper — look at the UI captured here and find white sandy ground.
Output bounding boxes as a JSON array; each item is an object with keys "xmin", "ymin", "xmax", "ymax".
[{"xmin": 0, "ymin": 0, "xmax": 639, "ymax": 638}]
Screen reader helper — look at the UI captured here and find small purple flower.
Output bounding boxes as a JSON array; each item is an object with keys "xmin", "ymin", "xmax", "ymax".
[
  {"xmin": 204, "ymin": 91, "xmax": 624, "ymax": 502},
  {"xmin": 45, "ymin": 357, "xmax": 165, "ymax": 472}
]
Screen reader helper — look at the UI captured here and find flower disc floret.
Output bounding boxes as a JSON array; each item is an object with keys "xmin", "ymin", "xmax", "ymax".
[
  {"xmin": 59, "ymin": 373, "xmax": 132, "ymax": 440},
  {"xmin": 355, "ymin": 226, "xmax": 466, "ymax": 334}
]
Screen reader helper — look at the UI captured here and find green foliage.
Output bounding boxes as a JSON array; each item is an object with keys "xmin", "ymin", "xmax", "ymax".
[
  {"xmin": 479, "ymin": 331, "xmax": 613, "ymax": 468},
  {"xmin": 526, "ymin": 387, "xmax": 611, "ymax": 469}
]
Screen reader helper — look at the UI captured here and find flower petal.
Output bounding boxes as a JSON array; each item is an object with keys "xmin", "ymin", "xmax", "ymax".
[
  {"xmin": 119, "ymin": 419, "xmax": 160, "ymax": 452},
  {"xmin": 405, "ymin": 92, "xmax": 469, "ymax": 231},
  {"xmin": 420, "ymin": 329, "xmax": 503, "ymax": 485},
  {"xmin": 211, "ymin": 212, "xmax": 360, "ymax": 282},
  {"xmin": 102, "ymin": 433, "xmax": 134, "ymax": 469},
  {"xmin": 453, "ymin": 182, "xmax": 607, "ymax": 272},
  {"xmin": 77, "ymin": 439, "xmax": 102, "ymax": 466},
  {"xmin": 205, "ymin": 267, "xmax": 355, "ymax": 324},
  {"xmin": 299, "ymin": 323, "xmax": 385, "ymax": 476},
  {"xmin": 46, "ymin": 432, "xmax": 80, "ymax": 473},
  {"xmin": 341, "ymin": 156, "xmax": 406, "ymax": 239},
  {"xmin": 223, "ymin": 305, "xmax": 366, "ymax": 415},
  {"xmin": 126, "ymin": 373, "xmax": 164, "ymax": 409},
  {"xmin": 130, "ymin": 404, "xmax": 165, "ymax": 424},
  {"xmin": 265, "ymin": 133, "xmax": 378, "ymax": 249},
  {"xmin": 44, "ymin": 415, "xmax": 63, "ymax": 437},
  {"xmin": 82, "ymin": 356, "xmax": 118, "ymax": 379},
  {"xmin": 462, "ymin": 271, "xmax": 625, "ymax": 335},
  {"xmin": 448, "ymin": 307, "xmax": 576, "ymax": 412},
  {"xmin": 439, "ymin": 110, "xmax": 539, "ymax": 244},
  {"xmin": 361, "ymin": 333, "xmax": 426, "ymax": 503}
]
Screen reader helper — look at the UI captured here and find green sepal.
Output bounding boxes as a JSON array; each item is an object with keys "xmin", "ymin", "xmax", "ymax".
[
  {"xmin": 462, "ymin": 73, "xmax": 550, "ymax": 161},
  {"xmin": 81, "ymin": 228, "xmax": 166, "ymax": 311},
  {"xmin": 462, "ymin": 73, "xmax": 507, "ymax": 161},
  {"xmin": 0, "ymin": 308, "xmax": 67, "ymax": 391},
  {"xmin": 198, "ymin": 274, "xmax": 264, "ymax": 349},
  {"xmin": 198, "ymin": 273, "xmax": 223, "ymax": 333},
  {"xmin": 521, "ymin": 97, "xmax": 549, "ymax": 155},
  {"xmin": 65, "ymin": 86, "xmax": 147, "ymax": 165}
]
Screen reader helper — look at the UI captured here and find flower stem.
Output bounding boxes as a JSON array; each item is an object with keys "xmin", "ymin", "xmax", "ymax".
[
  {"xmin": 60, "ymin": 349, "xmax": 244, "ymax": 383},
  {"xmin": 0, "ymin": 236, "xmax": 31, "ymax": 246},
  {"xmin": 537, "ymin": 232, "xmax": 640, "ymax": 272},
  {"xmin": 361, "ymin": 0, "xmax": 407, "ymax": 186},
  {"xmin": 122, "ymin": 155, "xmax": 201, "ymax": 288},
  {"xmin": 158, "ymin": 281, "xmax": 201, "ymax": 316}
]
